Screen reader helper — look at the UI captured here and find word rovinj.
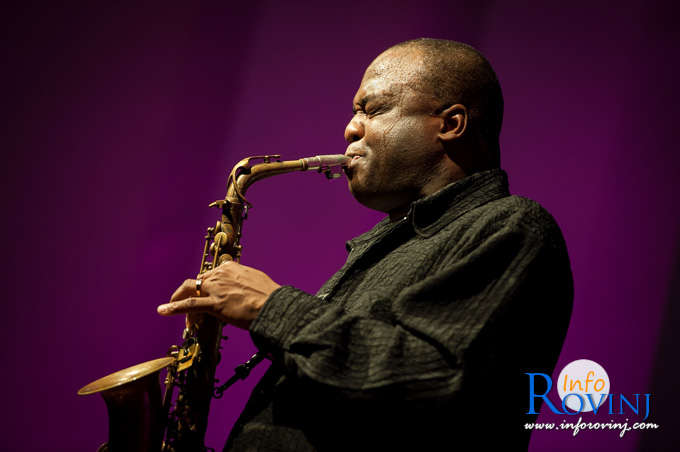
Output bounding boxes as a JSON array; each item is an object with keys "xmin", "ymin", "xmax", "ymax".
[{"xmin": 525, "ymin": 373, "xmax": 651, "ymax": 420}]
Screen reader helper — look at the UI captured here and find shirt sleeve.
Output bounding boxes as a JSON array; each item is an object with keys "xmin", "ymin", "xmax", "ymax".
[{"xmin": 248, "ymin": 214, "xmax": 573, "ymax": 401}]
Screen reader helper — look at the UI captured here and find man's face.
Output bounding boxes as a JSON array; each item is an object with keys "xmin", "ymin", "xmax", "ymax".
[{"xmin": 344, "ymin": 50, "xmax": 444, "ymax": 215}]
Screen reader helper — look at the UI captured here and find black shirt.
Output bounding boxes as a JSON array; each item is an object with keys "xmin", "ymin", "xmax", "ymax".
[{"xmin": 225, "ymin": 169, "xmax": 573, "ymax": 451}]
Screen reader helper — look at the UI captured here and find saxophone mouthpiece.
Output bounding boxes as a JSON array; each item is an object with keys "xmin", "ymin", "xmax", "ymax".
[
  {"xmin": 303, "ymin": 154, "xmax": 351, "ymax": 170},
  {"xmin": 302, "ymin": 154, "xmax": 350, "ymax": 179}
]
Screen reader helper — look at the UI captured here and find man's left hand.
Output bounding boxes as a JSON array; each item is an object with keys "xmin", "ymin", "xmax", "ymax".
[{"xmin": 157, "ymin": 261, "xmax": 281, "ymax": 330}]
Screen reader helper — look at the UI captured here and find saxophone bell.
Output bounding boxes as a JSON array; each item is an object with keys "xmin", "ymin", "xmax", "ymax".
[{"xmin": 78, "ymin": 357, "xmax": 174, "ymax": 452}]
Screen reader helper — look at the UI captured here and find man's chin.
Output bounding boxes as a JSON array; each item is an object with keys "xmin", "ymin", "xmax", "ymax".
[
  {"xmin": 348, "ymin": 182, "xmax": 371, "ymax": 207},
  {"xmin": 348, "ymin": 184, "xmax": 389, "ymax": 213}
]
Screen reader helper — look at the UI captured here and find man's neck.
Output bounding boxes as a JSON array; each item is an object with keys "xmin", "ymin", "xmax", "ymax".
[{"xmin": 387, "ymin": 167, "xmax": 469, "ymax": 222}]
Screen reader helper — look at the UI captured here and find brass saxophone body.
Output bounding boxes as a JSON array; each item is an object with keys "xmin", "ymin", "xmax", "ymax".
[{"xmin": 78, "ymin": 154, "xmax": 349, "ymax": 452}]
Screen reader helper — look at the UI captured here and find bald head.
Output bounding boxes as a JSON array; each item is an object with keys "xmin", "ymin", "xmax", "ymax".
[{"xmin": 372, "ymin": 39, "xmax": 503, "ymax": 168}]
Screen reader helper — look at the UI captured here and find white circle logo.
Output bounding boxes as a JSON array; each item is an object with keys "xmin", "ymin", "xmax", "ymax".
[{"xmin": 556, "ymin": 359, "xmax": 610, "ymax": 412}]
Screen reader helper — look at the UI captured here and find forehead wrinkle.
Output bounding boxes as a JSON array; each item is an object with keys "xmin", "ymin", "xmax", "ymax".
[
  {"xmin": 361, "ymin": 50, "xmax": 438, "ymax": 104},
  {"xmin": 366, "ymin": 48, "xmax": 425, "ymax": 82},
  {"xmin": 355, "ymin": 82, "xmax": 401, "ymax": 103}
]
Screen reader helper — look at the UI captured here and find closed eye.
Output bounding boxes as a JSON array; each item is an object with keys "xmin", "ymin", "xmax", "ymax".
[{"xmin": 365, "ymin": 104, "xmax": 380, "ymax": 117}]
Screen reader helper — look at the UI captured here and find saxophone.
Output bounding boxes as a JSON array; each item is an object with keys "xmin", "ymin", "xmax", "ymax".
[{"xmin": 78, "ymin": 154, "xmax": 349, "ymax": 452}]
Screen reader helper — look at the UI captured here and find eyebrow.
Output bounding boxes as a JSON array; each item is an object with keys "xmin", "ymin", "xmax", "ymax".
[{"xmin": 352, "ymin": 95, "xmax": 370, "ymax": 113}]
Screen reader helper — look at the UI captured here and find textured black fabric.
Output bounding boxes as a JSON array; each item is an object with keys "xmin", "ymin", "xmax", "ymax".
[{"xmin": 224, "ymin": 169, "xmax": 573, "ymax": 451}]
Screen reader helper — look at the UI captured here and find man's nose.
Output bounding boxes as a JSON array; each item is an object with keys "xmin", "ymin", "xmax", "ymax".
[{"xmin": 344, "ymin": 115, "xmax": 364, "ymax": 143}]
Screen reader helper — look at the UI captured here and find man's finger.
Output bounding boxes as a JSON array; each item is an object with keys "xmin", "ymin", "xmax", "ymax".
[
  {"xmin": 157, "ymin": 297, "xmax": 214, "ymax": 316},
  {"xmin": 170, "ymin": 278, "xmax": 208, "ymax": 302}
]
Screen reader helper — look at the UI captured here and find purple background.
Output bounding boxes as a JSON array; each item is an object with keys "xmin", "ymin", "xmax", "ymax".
[{"xmin": 3, "ymin": 1, "xmax": 679, "ymax": 450}]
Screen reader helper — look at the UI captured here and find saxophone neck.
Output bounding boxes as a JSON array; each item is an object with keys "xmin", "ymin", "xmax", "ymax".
[{"xmin": 226, "ymin": 154, "xmax": 350, "ymax": 203}]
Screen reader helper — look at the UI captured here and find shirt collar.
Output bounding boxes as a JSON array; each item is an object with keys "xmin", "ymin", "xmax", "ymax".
[
  {"xmin": 409, "ymin": 168, "xmax": 509, "ymax": 237},
  {"xmin": 346, "ymin": 168, "xmax": 509, "ymax": 250}
]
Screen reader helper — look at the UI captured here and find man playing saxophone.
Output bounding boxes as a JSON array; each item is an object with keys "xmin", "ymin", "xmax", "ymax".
[{"xmin": 157, "ymin": 38, "xmax": 573, "ymax": 451}]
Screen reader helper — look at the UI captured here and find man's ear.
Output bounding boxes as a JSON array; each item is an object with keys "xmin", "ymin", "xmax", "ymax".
[{"xmin": 437, "ymin": 104, "xmax": 468, "ymax": 142}]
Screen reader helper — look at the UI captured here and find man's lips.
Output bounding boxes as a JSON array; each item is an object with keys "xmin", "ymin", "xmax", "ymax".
[{"xmin": 344, "ymin": 150, "xmax": 366, "ymax": 169}]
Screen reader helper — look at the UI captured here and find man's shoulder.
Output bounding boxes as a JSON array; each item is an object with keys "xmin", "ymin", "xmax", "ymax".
[
  {"xmin": 448, "ymin": 194, "xmax": 567, "ymax": 246},
  {"xmin": 483, "ymin": 194, "xmax": 559, "ymax": 226}
]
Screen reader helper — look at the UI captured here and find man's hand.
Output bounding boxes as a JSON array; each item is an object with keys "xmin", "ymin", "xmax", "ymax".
[{"xmin": 157, "ymin": 261, "xmax": 281, "ymax": 330}]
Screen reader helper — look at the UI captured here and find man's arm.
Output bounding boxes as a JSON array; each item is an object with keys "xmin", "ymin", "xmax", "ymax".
[
  {"xmin": 249, "ymin": 222, "xmax": 572, "ymax": 399},
  {"xmin": 159, "ymin": 214, "xmax": 572, "ymax": 401}
]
